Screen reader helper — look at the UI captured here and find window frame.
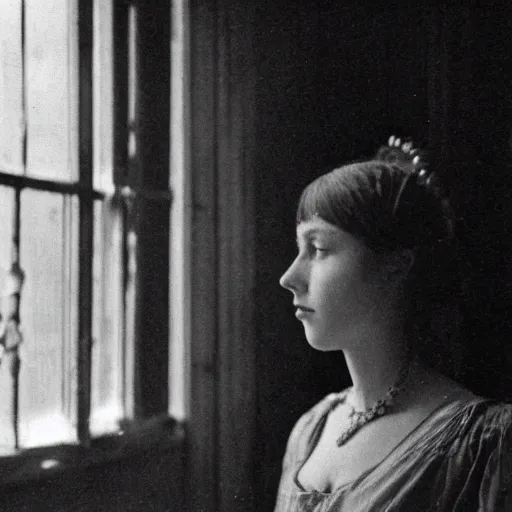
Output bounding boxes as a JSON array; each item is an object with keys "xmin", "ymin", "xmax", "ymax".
[
  {"xmin": 185, "ymin": 0, "xmax": 257, "ymax": 510},
  {"xmin": 0, "ymin": 0, "xmax": 178, "ymax": 476},
  {"xmin": 0, "ymin": 2, "xmax": 259, "ymax": 511}
]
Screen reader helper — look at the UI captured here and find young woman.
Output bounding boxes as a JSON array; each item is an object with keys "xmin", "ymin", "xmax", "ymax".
[{"xmin": 274, "ymin": 138, "xmax": 512, "ymax": 511}]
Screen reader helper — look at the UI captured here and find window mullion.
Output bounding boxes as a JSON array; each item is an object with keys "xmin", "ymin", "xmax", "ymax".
[
  {"xmin": 7, "ymin": 189, "xmax": 23, "ymax": 450},
  {"xmin": 113, "ymin": 0, "xmax": 129, "ymax": 189},
  {"xmin": 0, "ymin": 0, "xmax": 27, "ymax": 452},
  {"xmin": 77, "ymin": 0, "xmax": 94, "ymax": 446},
  {"xmin": 121, "ymin": 1, "xmax": 140, "ymax": 420},
  {"xmin": 130, "ymin": 1, "xmax": 171, "ymax": 419}
]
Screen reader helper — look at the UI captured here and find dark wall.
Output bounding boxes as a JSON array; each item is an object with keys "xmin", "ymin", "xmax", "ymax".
[
  {"xmin": 254, "ymin": 2, "xmax": 512, "ymax": 510},
  {"xmin": 453, "ymin": 4, "xmax": 512, "ymax": 400}
]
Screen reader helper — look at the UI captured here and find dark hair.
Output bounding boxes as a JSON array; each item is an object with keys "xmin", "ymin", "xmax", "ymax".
[
  {"xmin": 296, "ymin": 159, "xmax": 461, "ymax": 375},
  {"xmin": 297, "ymin": 161, "xmax": 453, "ymax": 251}
]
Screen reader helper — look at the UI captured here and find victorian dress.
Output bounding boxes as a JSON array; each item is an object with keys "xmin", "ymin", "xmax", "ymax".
[{"xmin": 274, "ymin": 392, "xmax": 512, "ymax": 511}]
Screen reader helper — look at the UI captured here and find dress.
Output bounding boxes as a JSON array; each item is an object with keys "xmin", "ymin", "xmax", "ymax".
[{"xmin": 274, "ymin": 392, "xmax": 512, "ymax": 511}]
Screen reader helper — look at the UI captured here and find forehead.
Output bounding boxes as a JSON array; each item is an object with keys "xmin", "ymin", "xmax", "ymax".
[
  {"xmin": 296, "ymin": 218, "xmax": 342, "ymax": 238},
  {"xmin": 296, "ymin": 218, "xmax": 371, "ymax": 254}
]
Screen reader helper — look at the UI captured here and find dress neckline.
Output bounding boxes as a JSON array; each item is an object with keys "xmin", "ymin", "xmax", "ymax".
[{"xmin": 293, "ymin": 390, "xmax": 484, "ymax": 496}]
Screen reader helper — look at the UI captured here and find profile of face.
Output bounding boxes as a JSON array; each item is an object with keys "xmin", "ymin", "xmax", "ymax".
[{"xmin": 279, "ymin": 217, "xmax": 407, "ymax": 352}]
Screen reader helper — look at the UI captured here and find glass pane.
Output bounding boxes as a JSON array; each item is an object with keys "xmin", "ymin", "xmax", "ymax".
[
  {"xmin": 18, "ymin": 190, "xmax": 78, "ymax": 448},
  {"xmin": 0, "ymin": 187, "xmax": 15, "ymax": 452},
  {"xmin": 0, "ymin": 187, "xmax": 16, "ymax": 293},
  {"xmin": 25, "ymin": 0, "xmax": 78, "ymax": 181},
  {"xmin": 0, "ymin": 0, "xmax": 24, "ymax": 175},
  {"xmin": 90, "ymin": 199, "xmax": 124, "ymax": 436},
  {"xmin": 93, "ymin": 0, "xmax": 114, "ymax": 192}
]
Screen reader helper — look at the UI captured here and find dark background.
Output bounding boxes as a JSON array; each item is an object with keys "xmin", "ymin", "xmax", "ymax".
[{"xmin": 2, "ymin": 2, "xmax": 512, "ymax": 511}]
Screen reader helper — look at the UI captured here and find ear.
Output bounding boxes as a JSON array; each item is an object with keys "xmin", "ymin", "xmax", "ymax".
[{"xmin": 384, "ymin": 249, "xmax": 415, "ymax": 283}]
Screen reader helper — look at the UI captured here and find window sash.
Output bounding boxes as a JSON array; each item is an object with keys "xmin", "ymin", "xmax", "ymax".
[{"xmin": 0, "ymin": 0, "xmax": 172, "ymax": 452}]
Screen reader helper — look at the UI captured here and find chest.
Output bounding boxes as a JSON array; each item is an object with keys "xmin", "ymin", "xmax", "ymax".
[{"xmin": 297, "ymin": 408, "xmax": 426, "ymax": 493}]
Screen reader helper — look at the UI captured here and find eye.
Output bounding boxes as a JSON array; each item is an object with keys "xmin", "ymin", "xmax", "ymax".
[
  {"xmin": 309, "ymin": 243, "xmax": 328, "ymax": 258},
  {"xmin": 295, "ymin": 236, "xmax": 329, "ymax": 258}
]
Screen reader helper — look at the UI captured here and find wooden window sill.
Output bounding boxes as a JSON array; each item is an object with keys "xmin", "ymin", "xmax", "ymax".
[{"xmin": 0, "ymin": 415, "xmax": 185, "ymax": 489}]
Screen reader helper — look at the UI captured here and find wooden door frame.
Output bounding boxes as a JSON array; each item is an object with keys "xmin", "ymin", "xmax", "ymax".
[{"xmin": 185, "ymin": 0, "xmax": 257, "ymax": 510}]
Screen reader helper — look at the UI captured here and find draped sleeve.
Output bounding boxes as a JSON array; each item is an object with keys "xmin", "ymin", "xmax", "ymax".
[
  {"xmin": 474, "ymin": 403, "xmax": 512, "ymax": 510},
  {"xmin": 434, "ymin": 401, "xmax": 512, "ymax": 511}
]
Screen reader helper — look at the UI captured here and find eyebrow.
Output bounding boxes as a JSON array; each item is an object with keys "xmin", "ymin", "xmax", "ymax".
[{"xmin": 297, "ymin": 227, "xmax": 338, "ymax": 238}]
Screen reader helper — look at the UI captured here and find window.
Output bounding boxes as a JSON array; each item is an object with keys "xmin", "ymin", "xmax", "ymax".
[
  {"xmin": 0, "ymin": 0, "xmax": 172, "ymax": 454},
  {"xmin": 0, "ymin": 0, "xmax": 257, "ymax": 507}
]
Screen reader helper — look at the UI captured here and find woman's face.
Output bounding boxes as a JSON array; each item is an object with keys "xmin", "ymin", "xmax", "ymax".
[{"xmin": 279, "ymin": 217, "xmax": 394, "ymax": 351}]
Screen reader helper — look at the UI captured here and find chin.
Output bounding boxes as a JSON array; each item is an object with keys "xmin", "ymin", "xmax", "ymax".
[{"xmin": 304, "ymin": 331, "xmax": 342, "ymax": 352}]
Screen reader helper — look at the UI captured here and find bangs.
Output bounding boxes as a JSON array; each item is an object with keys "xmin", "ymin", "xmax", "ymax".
[
  {"xmin": 296, "ymin": 162, "xmax": 411, "ymax": 251},
  {"xmin": 296, "ymin": 172, "xmax": 352, "ymax": 227},
  {"xmin": 296, "ymin": 163, "xmax": 392, "ymax": 242}
]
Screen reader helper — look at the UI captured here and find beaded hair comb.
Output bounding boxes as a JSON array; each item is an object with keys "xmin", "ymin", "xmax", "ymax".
[
  {"xmin": 379, "ymin": 135, "xmax": 438, "ymax": 215},
  {"xmin": 379, "ymin": 135, "xmax": 453, "ymax": 241},
  {"xmin": 384, "ymin": 135, "xmax": 431, "ymax": 180}
]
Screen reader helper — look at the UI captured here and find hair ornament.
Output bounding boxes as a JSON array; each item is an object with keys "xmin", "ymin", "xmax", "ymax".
[
  {"xmin": 402, "ymin": 141, "xmax": 413, "ymax": 153},
  {"xmin": 379, "ymin": 135, "xmax": 454, "ymax": 244},
  {"xmin": 384, "ymin": 134, "xmax": 435, "ymax": 185},
  {"xmin": 380, "ymin": 135, "xmax": 441, "ymax": 216}
]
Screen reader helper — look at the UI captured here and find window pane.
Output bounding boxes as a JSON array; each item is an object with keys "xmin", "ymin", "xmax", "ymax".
[
  {"xmin": 93, "ymin": 0, "xmax": 114, "ymax": 192},
  {"xmin": 0, "ymin": 187, "xmax": 16, "ymax": 301},
  {"xmin": 18, "ymin": 190, "xmax": 78, "ymax": 448},
  {"xmin": 90, "ymin": 199, "xmax": 124, "ymax": 436},
  {"xmin": 25, "ymin": 0, "xmax": 78, "ymax": 181},
  {"xmin": 0, "ymin": 0, "xmax": 24, "ymax": 175}
]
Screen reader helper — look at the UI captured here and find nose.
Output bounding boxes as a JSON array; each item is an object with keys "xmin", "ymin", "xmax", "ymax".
[
  {"xmin": 279, "ymin": 266, "xmax": 293, "ymax": 291},
  {"xmin": 279, "ymin": 256, "xmax": 305, "ymax": 292}
]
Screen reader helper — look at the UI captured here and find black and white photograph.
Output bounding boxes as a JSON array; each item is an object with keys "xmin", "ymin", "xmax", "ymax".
[{"xmin": 0, "ymin": 1, "xmax": 511, "ymax": 511}]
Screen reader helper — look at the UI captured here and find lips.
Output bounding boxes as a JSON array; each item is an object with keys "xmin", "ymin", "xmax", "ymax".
[{"xmin": 294, "ymin": 304, "xmax": 314, "ymax": 313}]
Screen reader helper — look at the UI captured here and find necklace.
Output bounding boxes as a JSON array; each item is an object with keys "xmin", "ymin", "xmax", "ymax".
[{"xmin": 336, "ymin": 361, "xmax": 411, "ymax": 447}]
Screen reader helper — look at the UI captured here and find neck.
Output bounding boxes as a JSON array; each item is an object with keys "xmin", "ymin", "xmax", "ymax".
[{"xmin": 343, "ymin": 323, "xmax": 410, "ymax": 411}]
